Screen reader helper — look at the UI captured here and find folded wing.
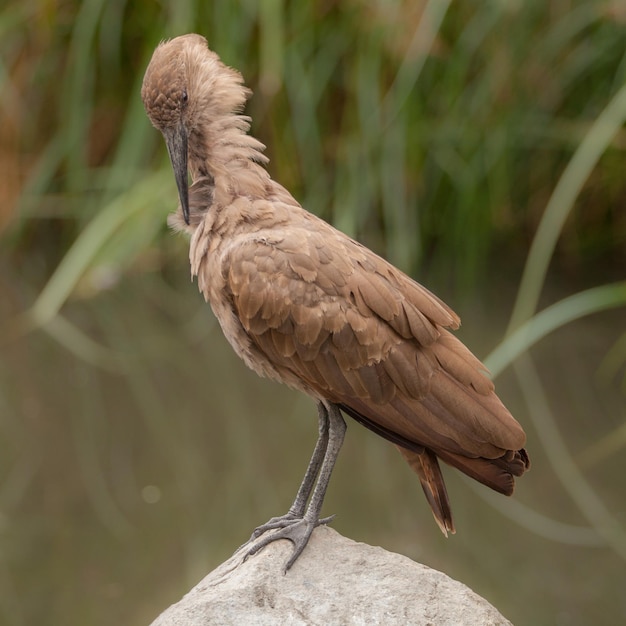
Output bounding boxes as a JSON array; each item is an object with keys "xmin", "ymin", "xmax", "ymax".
[{"xmin": 220, "ymin": 205, "xmax": 529, "ymax": 531}]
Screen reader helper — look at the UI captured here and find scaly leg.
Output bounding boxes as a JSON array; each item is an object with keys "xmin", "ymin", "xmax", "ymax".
[
  {"xmin": 245, "ymin": 402, "xmax": 346, "ymax": 572},
  {"xmin": 249, "ymin": 402, "xmax": 330, "ymax": 539}
]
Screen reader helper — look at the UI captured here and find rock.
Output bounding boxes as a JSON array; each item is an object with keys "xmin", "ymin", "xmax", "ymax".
[{"xmin": 151, "ymin": 526, "xmax": 513, "ymax": 626}]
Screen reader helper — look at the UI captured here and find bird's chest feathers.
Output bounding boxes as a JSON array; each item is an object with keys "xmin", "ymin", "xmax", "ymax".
[{"xmin": 191, "ymin": 224, "xmax": 286, "ymax": 382}]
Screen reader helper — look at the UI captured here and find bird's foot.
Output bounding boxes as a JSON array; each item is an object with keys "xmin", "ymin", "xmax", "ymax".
[
  {"xmin": 248, "ymin": 511, "xmax": 335, "ymax": 541},
  {"xmin": 243, "ymin": 513, "xmax": 335, "ymax": 572}
]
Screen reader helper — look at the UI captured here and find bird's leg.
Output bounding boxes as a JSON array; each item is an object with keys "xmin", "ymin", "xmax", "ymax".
[
  {"xmin": 249, "ymin": 402, "xmax": 330, "ymax": 539},
  {"xmin": 246, "ymin": 403, "xmax": 346, "ymax": 572}
]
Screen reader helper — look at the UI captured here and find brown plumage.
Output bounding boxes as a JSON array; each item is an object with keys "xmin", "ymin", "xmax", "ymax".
[{"xmin": 142, "ymin": 34, "xmax": 530, "ymax": 570}]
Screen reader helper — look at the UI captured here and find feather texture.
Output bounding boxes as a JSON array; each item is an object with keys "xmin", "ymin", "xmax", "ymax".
[{"xmin": 142, "ymin": 34, "xmax": 530, "ymax": 536}]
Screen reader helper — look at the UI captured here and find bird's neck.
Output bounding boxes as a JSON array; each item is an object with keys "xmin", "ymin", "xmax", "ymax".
[{"xmin": 188, "ymin": 113, "xmax": 271, "ymax": 199}]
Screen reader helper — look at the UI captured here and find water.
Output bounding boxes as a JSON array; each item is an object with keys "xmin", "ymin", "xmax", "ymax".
[{"xmin": 0, "ymin": 262, "xmax": 624, "ymax": 625}]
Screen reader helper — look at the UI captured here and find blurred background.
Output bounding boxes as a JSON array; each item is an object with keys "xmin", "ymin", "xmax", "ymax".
[{"xmin": 1, "ymin": 1, "xmax": 626, "ymax": 624}]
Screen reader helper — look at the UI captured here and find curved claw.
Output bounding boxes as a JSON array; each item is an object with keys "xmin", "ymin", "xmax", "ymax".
[
  {"xmin": 248, "ymin": 512, "xmax": 336, "ymax": 541},
  {"xmin": 243, "ymin": 514, "xmax": 336, "ymax": 572},
  {"xmin": 249, "ymin": 513, "xmax": 300, "ymax": 540},
  {"xmin": 244, "ymin": 517, "xmax": 320, "ymax": 572}
]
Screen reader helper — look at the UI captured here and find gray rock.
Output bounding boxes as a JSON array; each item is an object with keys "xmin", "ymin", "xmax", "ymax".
[{"xmin": 151, "ymin": 526, "xmax": 512, "ymax": 626}]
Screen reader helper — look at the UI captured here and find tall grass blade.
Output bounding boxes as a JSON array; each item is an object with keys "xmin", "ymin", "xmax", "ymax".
[
  {"xmin": 508, "ymin": 82, "xmax": 626, "ymax": 332},
  {"xmin": 26, "ymin": 172, "xmax": 170, "ymax": 329},
  {"xmin": 485, "ymin": 282, "xmax": 626, "ymax": 377},
  {"xmin": 515, "ymin": 354, "xmax": 626, "ymax": 562}
]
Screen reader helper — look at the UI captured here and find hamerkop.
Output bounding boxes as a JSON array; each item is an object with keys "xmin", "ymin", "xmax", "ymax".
[{"xmin": 142, "ymin": 34, "xmax": 530, "ymax": 571}]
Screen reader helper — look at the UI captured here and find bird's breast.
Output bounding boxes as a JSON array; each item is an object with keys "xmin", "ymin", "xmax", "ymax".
[{"xmin": 191, "ymin": 224, "xmax": 317, "ymax": 396}]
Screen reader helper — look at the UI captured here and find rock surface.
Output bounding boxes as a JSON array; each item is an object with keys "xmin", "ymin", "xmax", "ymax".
[{"xmin": 151, "ymin": 526, "xmax": 512, "ymax": 626}]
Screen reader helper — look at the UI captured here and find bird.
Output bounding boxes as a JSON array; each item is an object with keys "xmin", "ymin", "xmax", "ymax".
[{"xmin": 141, "ymin": 34, "xmax": 530, "ymax": 572}]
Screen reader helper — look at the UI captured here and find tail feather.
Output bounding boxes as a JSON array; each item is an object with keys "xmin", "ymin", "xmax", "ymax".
[
  {"xmin": 337, "ymin": 401, "xmax": 529, "ymax": 532},
  {"xmin": 435, "ymin": 446, "xmax": 530, "ymax": 496},
  {"xmin": 396, "ymin": 446, "xmax": 455, "ymax": 536}
]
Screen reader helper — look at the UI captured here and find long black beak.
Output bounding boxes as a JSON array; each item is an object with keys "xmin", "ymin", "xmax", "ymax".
[{"xmin": 163, "ymin": 123, "xmax": 190, "ymax": 224}]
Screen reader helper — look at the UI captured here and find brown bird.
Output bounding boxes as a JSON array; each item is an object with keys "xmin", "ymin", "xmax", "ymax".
[{"xmin": 142, "ymin": 34, "xmax": 529, "ymax": 571}]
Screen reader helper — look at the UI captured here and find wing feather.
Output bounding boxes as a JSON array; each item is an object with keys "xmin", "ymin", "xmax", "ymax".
[{"xmin": 223, "ymin": 218, "xmax": 527, "ymax": 495}]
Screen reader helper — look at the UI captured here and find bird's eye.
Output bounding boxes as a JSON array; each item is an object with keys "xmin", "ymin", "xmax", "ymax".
[{"xmin": 182, "ymin": 90, "xmax": 188, "ymax": 105}]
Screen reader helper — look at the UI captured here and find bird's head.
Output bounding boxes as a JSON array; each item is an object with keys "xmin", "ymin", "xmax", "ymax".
[{"xmin": 141, "ymin": 34, "xmax": 249, "ymax": 225}]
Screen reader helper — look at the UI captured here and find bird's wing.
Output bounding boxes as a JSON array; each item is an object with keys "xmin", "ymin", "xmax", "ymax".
[{"xmin": 222, "ymin": 211, "xmax": 526, "ymax": 473}]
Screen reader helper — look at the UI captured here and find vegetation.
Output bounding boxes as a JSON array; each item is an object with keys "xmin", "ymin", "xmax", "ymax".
[{"xmin": 1, "ymin": 1, "xmax": 625, "ymax": 624}]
